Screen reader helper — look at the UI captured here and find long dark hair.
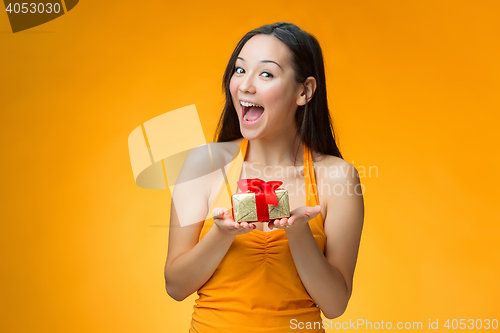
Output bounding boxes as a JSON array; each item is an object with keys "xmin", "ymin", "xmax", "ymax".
[{"xmin": 214, "ymin": 22, "xmax": 343, "ymax": 161}]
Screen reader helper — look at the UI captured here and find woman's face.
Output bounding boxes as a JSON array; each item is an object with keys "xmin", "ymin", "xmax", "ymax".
[{"xmin": 229, "ymin": 34, "xmax": 303, "ymax": 141}]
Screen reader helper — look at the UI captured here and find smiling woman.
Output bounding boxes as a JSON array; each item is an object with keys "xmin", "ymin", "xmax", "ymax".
[
  {"xmin": 230, "ymin": 34, "xmax": 308, "ymax": 136},
  {"xmin": 164, "ymin": 22, "xmax": 365, "ymax": 333}
]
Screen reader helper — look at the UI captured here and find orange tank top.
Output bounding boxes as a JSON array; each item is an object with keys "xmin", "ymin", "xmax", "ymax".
[{"xmin": 190, "ymin": 138, "xmax": 326, "ymax": 333}]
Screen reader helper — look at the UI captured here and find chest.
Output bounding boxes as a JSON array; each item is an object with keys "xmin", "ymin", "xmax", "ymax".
[{"xmin": 206, "ymin": 162, "xmax": 327, "ymax": 232}]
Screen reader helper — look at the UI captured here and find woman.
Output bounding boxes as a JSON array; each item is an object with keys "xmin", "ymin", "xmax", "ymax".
[{"xmin": 164, "ymin": 22, "xmax": 364, "ymax": 332}]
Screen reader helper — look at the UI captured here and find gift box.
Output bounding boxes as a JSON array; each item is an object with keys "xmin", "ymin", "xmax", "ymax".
[{"xmin": 231, "ymin": 178, "xmax": 290, "ymax": 223}]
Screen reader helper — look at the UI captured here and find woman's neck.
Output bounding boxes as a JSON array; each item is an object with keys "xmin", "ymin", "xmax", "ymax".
[{"xmin": 244, "ymin": 131, "xmax": 303, "ymax": 167}]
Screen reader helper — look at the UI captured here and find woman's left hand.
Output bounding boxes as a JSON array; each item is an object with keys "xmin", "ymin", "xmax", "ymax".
[{"xmin": 268, "ymin": 205, "xmax": 321, "ymax": 231}]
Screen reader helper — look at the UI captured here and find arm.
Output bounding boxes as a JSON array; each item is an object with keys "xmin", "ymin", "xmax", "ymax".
[
  {"xmin": 164, "ymin": 208, "xmax": 237, "ymax": 301},
  {"xmin": 163, "ymin": 145, "xmax": 231, "ymax": 301},
  {"xmin": 283, "ymin": 161, "xmax": 365, "ymax": 318},
  {"xmin": 164, "ymin": 145, "xmax": 255, "ymax": 301}
]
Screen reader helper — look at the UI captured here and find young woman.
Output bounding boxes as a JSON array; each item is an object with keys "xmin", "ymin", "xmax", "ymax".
[{"xmin": 164, "ymin": 22, "xmax": 364, "ymax": 332}]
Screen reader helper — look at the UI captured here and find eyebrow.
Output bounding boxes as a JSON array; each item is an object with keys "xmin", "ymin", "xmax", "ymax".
[{"xmin": 236, "ymin": 57, "xmax": 283, "ymax": 72}]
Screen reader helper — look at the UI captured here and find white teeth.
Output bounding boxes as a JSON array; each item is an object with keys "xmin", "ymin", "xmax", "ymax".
[{"xmin": 240, "ymin": 101, "xmax": 263, "ymax": 108}]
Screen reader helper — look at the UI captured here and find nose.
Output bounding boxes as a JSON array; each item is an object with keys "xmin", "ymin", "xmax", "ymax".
[{"xmin": 238, "ymin": 73, "xmax": 256, "ymax": 94}]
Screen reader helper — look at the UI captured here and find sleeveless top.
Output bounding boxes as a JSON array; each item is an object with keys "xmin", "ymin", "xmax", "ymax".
[{"xmin": 189, "ymin": 138, "xmax": 327, "ymax": 333}]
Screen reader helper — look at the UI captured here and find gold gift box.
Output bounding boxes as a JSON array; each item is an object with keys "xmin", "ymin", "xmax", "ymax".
[{"xmin": 231, "ymin": 189, "xmax": 290, "ymax": 223}]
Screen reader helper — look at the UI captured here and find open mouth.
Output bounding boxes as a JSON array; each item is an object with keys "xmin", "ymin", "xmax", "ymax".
[{"xmin": 241, "ymin": 102, "xmax": 265, "ymax": 124}]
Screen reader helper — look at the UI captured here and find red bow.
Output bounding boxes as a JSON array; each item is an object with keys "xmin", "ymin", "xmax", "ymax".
[{"xmin": 237, "ymin": 178, "xmax": 283, "ymax": 206}]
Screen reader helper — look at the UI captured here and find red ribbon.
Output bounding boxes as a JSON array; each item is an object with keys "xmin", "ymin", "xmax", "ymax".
[{"xmin": 235, "ymin": 178, "xmax": 283, "ymax": 222}]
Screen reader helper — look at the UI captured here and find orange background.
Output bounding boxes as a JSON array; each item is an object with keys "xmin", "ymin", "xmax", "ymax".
[{"xmin": 1, "ymin": 1, "xmax": 499, "ymax": 332}]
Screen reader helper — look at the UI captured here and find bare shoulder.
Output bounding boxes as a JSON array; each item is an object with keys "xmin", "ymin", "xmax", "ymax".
[
  {"xmin": 313, "ymin": 153, "xmax": 360, "ymax": 184},
  {"xmin": 198, "ymin": 139, "xmax": 243, "ymax": 207},
  {"xmin": 222, "ymin": 138, "xmax": 244, "ymax": 154},
  {"xmin": 175, "ymin": 141, "xmax": 239, "ymax": 208},
  {"xmin": 312, "ymin": 153, "xmax": 362, "ymax": 218},
  {"xmin": 177, "ymin": 144, "xmax": 215, "ymax": 185},
  {"xmin": 229, "ymin": 137, "xmax": 245, "ymax": 146},
  {"xmin": 181, "ymin": 140, "xmax": 242, "ymax": 173},
  {"xmin": 206, "ymin": 139, "xmax": 243, "ymax": 170}
]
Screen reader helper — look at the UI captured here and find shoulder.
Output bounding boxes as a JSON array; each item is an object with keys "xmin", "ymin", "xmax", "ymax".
[
  {"xmin": 209, "ymin": 139, "xmax": 244, "ymax": 169},
  {"xmin": 313, "ymin": 153, "xmax": 360, "ymax": 185},
  {"xmin": 183, "ymin": 140, "xmax": 242, "ymax": 171},
  {"xmin": 312, "ymin": 153, "xmax": 363, "ymax": 219},
  {"xmin": 180, "ymin": 144, "xmax": 214, "ymax": 176},
  {"xmin": 229, "ymin": 137, "xmax": 245, "ymax": 146},
  {"xmin": 178, "ymin": 140, "xmax": 243, "ymax": 195}
]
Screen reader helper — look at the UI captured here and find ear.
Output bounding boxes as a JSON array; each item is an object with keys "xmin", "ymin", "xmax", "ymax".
[{"xmin": 296, "ymin": 76, "xmax": 317, "ymax": 106}]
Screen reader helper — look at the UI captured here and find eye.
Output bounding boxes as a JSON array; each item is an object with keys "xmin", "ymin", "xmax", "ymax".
[
  {"xmin": 234, "ymin": 67, "xmax": 274, "ymax": 78},
  {"xmin": 261, "ymin": 71, "xmax": 274, "ymax": 78}
]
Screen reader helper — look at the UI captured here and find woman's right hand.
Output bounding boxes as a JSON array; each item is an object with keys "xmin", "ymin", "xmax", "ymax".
[{"xmin": 212, "ymin": 208, "xmax": 256, "ymax": 235}]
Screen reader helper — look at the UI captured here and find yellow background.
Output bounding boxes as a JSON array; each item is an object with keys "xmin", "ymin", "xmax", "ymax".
[{"xmin": 1, "ymin": 1, "xmax": 499, "ymax": 332}]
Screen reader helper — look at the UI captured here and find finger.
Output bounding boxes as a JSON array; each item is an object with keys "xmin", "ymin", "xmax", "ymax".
[
  {"xmin": 306, "ymin": 205, "xmax": 321, "ymax": 216},
  {"xmin": 213, "ymin": 208, "xmax": 225, "ymax": 219}
]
